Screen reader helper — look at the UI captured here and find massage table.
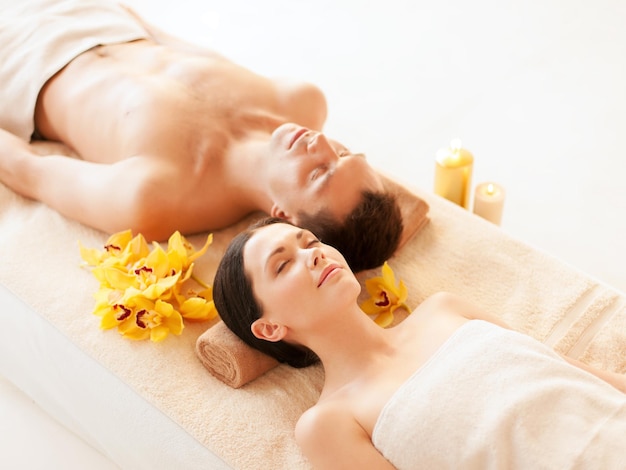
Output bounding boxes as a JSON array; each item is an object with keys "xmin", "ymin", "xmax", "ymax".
[{"xmin": 1, "ymin": 165, "xmax": 625, "ymax": 469}]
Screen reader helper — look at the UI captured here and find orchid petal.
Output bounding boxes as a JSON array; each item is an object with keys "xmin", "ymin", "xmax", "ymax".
[
  {"xmin": 359, "ymin": 262, "xmax": 411, "ymax": 328},
  {"xmin": 374, "ymin": 310, "xmax": 395, "ymax": 328}
]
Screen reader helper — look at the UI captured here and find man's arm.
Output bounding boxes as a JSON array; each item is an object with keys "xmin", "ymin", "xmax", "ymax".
[{"xmin": 0, "ymin": 128, "xmax": 170, "ymax": 240}]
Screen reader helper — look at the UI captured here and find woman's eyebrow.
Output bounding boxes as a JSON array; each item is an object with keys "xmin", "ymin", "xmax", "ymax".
[{"xmin": 263, "ymin": 229, "xmax": 305, "ymax": 271}]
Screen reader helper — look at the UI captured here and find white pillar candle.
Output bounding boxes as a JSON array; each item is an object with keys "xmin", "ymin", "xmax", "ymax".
[
  {"xmin": 473, "ymin": 182, "xmax": 505, "ymax": 225},
  {"xmin": 434, "ymin": 139, "xmax": 474, "ymax": 209}
]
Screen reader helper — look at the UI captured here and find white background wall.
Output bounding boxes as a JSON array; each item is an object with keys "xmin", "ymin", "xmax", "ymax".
[{"xmin": 2, "ymin": 0, "xmax": 625, "ymax": 467}]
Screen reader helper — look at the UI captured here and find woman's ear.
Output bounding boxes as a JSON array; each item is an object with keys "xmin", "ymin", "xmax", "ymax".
[{"xmin": 251, "ymin": 318, "xmax": 287, "ymax": 342}]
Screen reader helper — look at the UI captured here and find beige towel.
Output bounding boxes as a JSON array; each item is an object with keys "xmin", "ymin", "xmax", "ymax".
[
  {"xmin": 196, "ymin": 321, "xmax": 280, "ymax": 388},
  {"xmin": 380, "ymin": 173, "xmax": 430, "ymax": 248},
  {"xmin": 3, "ymin": 165, "xmax": 625, "ymax": 469}
]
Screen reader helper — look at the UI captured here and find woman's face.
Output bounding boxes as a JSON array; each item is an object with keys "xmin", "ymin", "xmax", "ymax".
[{"xmin": 243, "ymin": 223, "xmax": 361, "ymax": 333}]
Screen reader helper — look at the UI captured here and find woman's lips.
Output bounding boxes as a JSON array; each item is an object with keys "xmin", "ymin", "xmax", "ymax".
[{"xmin": 318, "ymin": 264, "xmax": 342, "ymax": 287}]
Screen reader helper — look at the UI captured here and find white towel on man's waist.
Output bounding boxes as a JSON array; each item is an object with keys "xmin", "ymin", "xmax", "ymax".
[{"xmin": 372, "ymin": 320, "xmax": 626, "ymax": 469}]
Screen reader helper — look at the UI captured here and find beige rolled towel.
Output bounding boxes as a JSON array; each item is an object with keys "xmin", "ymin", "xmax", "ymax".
[
  {"xmin": 379, "ymin": 174, "xmax": 430, "ymax": 249},
  {"xmin": 195, "ymin": 321, "xmax": 279, "ymax": 388}
]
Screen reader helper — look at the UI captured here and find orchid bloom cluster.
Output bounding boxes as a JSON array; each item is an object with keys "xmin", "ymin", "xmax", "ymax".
[
  {"xmin": 359, "ymin": 262, "xmax": 410, "ymax": 328},
  {"xmin": 79, "ymin": 230, "xmax": 217, "ymax": 342}
]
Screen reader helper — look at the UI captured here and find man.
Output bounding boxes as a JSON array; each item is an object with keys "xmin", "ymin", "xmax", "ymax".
[{"xmin": 0, "ymin": 0, "xmax": 402, "ymax": 271}]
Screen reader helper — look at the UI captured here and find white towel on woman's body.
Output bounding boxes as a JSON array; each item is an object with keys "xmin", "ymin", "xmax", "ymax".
[{"xmin": 372, "ymin": 320, "xmax": 626, "ymax": 469}]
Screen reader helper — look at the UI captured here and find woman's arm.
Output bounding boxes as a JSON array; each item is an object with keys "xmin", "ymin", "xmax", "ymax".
[
  {"xmin": 296, "ymin": 404, "xmax": 395, "ymax": 470},
  {"xmin": 427, "ymin": 291, "xmax": 511, "ymax": 329}
]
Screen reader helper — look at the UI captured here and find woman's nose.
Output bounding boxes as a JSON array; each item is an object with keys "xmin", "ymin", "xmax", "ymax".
[{"xmin": 307, "ymin": 246, "xmax": 324, "ymax": 267}]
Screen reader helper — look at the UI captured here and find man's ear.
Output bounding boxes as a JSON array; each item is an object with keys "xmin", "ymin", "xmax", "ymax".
[
  {"xmin": 270, "ymin": 203, "xmax": 295, "ymax": 222},
  {"xmin": 251, "ymin": 318, "xmax": 287, "ymax": 342}
]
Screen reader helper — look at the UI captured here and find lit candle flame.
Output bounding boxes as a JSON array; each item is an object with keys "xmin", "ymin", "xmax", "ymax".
[
  {"xmin": 486, "ymin": 183, "xmax": 495, "ymax": 195},
  {"xmin": 450, "ymin": 139, "xmax": 462, "ymax": 152}
]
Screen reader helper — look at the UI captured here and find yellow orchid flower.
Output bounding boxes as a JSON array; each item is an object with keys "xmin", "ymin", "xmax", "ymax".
[
  {"xmin": 92, "ymin": 287, "xmax": 123, "ymax": 321},
  {"xmin": 142, "ymin": 243, "xmax": 173, "ymax": 279},
  {"xmin": 79, "ymin": 230, "xmax": 142, "ymax": 269},
  {"xmin": 117, "ymin": 298, "xmax": 184, "ymax": 342},
  {"xmin": 169, "ymin": 231, "xmax": 213, "ymax": 263},
  {"xmin": 79, "ymin": 230, "xmax": 216, "ymax": 342},
  {"xmin": 90, "ymin": 264, "xmax": 137, "ymax": 290},
  {"xmin": 360, "ymin": 262, "xmax": 410, "ymax": 328},
  {"xmin": 100, "ymin": 303, "xmax": 133, "ymax": 330},
  {"xmin": 122, "ymin": 231, "xmax": 150, "ymax": 262},
  {"xmin": 179, "ymin": 297, "xmax": 216, "ymax": 321},
  {"xmin": 166, "ymin": 231, "xmax": 213, "ymax": 273}
]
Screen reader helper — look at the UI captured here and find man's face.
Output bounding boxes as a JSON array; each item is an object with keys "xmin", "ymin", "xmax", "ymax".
[{"xmin": 267, "ymin": 123, "xmax": 383, "ymax": 222}]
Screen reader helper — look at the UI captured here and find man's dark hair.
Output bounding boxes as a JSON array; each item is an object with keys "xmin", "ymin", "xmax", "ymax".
[{"xmin": 298, "ymin": 190, "xmax": 403, "ymax": 272}]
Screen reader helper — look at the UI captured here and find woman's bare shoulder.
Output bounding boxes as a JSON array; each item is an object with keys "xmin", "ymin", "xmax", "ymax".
[
  {"xmin": 296, "ymin": 401, "xmax": 348, "ymax": 440},
  {"xmin": 410, "ymin": 291, "xmax": 510, "ymax": 329},
  {"xmin": 296, "ymin": 400, "xmax": 395, "ymax": 469}
]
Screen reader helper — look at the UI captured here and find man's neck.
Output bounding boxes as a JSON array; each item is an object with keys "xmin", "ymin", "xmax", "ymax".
[{"xmin": 222, "ymin": 132, "xmax": 275, "ymax": 215}]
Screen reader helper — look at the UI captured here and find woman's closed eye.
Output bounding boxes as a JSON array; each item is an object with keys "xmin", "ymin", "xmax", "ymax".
[
  {"xmin": 276, "ymin": 259, "xmax": 290, "ymax": 274},
  {"xmin": 275, "ymin": 238, "xmax": 320, "ymax": 274}
]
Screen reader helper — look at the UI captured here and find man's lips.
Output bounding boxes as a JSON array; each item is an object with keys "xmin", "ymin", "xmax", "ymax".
[
  {"xmin": 317, "ymin": 264, "xmax": 342, "ymax": 287},
  {"xmin": 288, "ymin": 127, "xmax": 309, "ymax": 149}
]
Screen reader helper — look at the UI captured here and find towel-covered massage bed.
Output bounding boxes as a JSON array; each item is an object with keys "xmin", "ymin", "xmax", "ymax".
[{"xmin": 1, "ymin": 161, "xmax": 625, "ymax": 468}]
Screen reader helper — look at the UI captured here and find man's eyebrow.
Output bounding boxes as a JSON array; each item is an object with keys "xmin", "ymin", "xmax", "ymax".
[
  {"xmin": 318, "ymin": 167, "xmax": 336, "ymax": 191},
  {"xmin": 264, "ymin": 229, "xmax": 305, "ymax": 272}
]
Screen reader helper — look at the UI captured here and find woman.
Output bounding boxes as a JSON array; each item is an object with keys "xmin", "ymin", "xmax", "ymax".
[{"xmin": 213, "ymin": 218, "xmax": 626, "ymax": 469}]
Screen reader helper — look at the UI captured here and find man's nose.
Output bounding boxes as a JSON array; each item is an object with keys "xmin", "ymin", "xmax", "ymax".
[{"xmin": 308, "ymin": 133, "xmax": 337, "ymax": 161}]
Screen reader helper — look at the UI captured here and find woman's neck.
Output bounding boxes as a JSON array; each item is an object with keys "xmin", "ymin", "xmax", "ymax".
[{"xmin": 305, "ymin": 306, "xmax": 396, "ymax": 393}]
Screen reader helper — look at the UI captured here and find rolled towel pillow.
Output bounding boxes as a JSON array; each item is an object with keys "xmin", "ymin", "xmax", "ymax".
[
  {"xmin": 195, "ymin": 321, "xmax": 279, "ymax": 388},
  {"xmin": 378, "ymin": 174, "xmax": 430, "ymax": 249}
]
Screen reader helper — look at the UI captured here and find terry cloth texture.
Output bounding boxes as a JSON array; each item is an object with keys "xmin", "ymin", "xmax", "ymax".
[
  {"xmin": 196, "ymin": 321, "xmax": 280, "ymax": 389},
  {"xmin": 0, "ymin": 0, "xmax": 148, "ymax": 141},
  {"xmin": 1, "ymin": 148, "xmax": 624, "ymax": 469},
  {"xmin": 372, "ymin": 320, "xmax": 626, "ymax": 470}
]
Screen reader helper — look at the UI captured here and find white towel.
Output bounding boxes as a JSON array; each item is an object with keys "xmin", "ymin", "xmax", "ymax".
[{"xmin": 372, "ymin": 320, "xmax": 626, "ymax": 469}]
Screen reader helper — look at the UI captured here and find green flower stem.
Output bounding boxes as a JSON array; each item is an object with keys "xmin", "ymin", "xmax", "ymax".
[{"xmin": 191, "ymin": 273, "xmax": 210, "ymax": 290}]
